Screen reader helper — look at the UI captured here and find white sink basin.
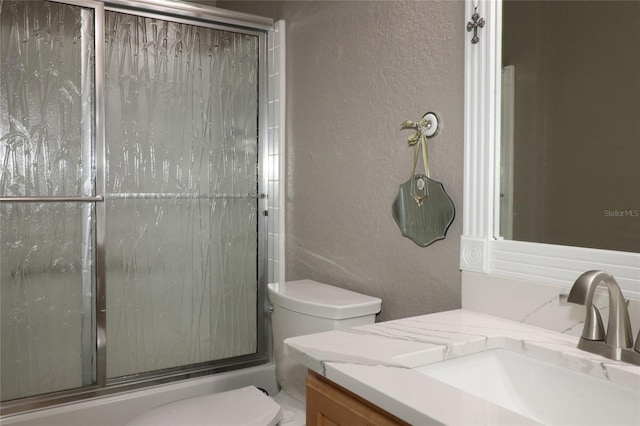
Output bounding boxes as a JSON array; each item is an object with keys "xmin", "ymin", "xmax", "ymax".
[{"xmin": 415, "ymin": 349, "xmax": 640, "ymax": 425}]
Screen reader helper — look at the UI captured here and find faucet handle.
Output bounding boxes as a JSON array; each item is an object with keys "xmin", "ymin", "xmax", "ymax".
[
  {"xmin": 621, "ymin": 330, "xmax": 640, "ymax": 364},
  {"xmin": 583, "ymin": 304, "xmax": 606, "ymax": 341}
]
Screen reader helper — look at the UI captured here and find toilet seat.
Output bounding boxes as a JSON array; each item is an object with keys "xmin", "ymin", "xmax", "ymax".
[{"xmin": 126, "ymin": 386, "xmax": 283, "ymax": 426}]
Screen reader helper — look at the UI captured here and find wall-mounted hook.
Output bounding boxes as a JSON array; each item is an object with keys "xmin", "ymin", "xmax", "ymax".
[{"xmin": 422, "ymin": 112, "xmax": 440, "ymax": 138}]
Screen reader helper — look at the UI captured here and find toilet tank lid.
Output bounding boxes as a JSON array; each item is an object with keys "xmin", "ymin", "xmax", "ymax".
[{"xmin": 268, "ymin": 280, "xmax": 382, "ymax": 320}]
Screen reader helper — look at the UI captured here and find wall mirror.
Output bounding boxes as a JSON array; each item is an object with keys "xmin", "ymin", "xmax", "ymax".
[
  {"xmin": 499, "ymin": 0, "xmax": 640, "ymax": 253},
  {"xmin": 461, "ymin": 0, "xmax": 640, "ymax": 296}
]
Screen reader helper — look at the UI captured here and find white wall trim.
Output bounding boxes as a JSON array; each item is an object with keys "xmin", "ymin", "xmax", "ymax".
[
  {"xmin": 267, "ymin": 21, "xmax": 286, "ymax": 285},
  {"xmin": 276, "ymin": 20, "xmax": 286, "ymax": 284}
]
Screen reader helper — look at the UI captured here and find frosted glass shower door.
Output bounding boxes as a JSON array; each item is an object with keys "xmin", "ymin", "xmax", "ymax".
[
  {"xmin": 0, "ymin": 0, "xmax": 99, "ymax": 401},
  {"xmin": 104, "ymin": 11, "xmax": 260, "ymax": 378}
]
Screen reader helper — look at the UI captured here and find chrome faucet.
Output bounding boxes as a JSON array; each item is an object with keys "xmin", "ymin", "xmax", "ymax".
[{"xmin": 568, "ymin": 270, "xmax": 640, "ymax": 366}]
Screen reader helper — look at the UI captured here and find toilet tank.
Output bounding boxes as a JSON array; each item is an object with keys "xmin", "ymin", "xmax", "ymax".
[{"xmin": 267, "ymin": 280, "xmax": 382, "ymax": 402}]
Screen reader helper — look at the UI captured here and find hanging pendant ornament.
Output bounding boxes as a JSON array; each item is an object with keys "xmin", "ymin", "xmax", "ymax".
[
  {"xmin": 392, "ymin": 113, "xmax": 455, "ymax": 247},
  {"xmin": 467, "ymin": 3, "xmax": 485, "ymax": 44}
]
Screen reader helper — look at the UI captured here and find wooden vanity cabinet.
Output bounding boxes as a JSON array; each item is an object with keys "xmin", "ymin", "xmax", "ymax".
[{"xmin": 306, "ymin": 371, "xmax": 410, "ymax": 426}]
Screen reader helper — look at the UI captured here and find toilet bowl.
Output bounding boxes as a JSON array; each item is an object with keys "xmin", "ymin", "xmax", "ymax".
[{"xmin": 126, "ymin": 280, "xmax": 382, "ymax": 425}]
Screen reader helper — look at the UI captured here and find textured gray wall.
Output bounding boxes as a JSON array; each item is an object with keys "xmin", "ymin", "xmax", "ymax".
[{"xmin": 218, "ymin": 0, "xmax": 465, "ymax": 321}]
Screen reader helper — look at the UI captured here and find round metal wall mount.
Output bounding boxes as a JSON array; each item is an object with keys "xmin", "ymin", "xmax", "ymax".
[{"xmin": 422, "ymin": 112, "xmax": 440, "ymax": 138}]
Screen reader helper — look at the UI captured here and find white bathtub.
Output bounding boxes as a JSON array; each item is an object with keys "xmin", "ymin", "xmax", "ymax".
[{"xmin": 2, "ymin": 364, "xmax": 278, "ymax": 426}]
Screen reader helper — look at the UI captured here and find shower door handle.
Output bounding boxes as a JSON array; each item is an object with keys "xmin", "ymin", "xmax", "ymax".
[{"xmin": 0, "ymin": 196, "xmax": 105, "ymax": 203}]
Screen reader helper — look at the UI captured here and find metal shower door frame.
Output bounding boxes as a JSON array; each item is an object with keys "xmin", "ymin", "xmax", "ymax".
[
  {"xmin": 0, "ymin": 0, "xmax": 272, "ymax": 416},
  {"xmin": 100, "ymin": 1, "xmax": 271, "ymax": 384},
  {"xmin": 0, "ymin": 0, "xmax": 106, "ymax": 406}
]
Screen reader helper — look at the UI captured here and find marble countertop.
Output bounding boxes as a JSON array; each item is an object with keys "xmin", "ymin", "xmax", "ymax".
[{"xmin": 284, "ymin": 309, "xmax": 640, "ymax": 425}]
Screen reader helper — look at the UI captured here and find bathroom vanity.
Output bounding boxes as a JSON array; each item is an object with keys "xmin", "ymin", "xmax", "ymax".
[
  {"xmin": 288, "ymin": 310, "xmax": 640, "ymax": 425},
  {"xmin": 306, "ymin": 371, "xmax": 408, "ymax": 426}
]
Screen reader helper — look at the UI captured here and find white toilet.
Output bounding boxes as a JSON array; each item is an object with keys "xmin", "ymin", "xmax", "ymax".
[{"xmin": 127, "ymin": 279, "xmax": 382, "ymax": 426}]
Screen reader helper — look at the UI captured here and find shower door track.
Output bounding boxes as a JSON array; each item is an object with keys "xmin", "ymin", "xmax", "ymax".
[{"xmin": 1, "ymin": 0, "xmax": 273, "ymax": 417}]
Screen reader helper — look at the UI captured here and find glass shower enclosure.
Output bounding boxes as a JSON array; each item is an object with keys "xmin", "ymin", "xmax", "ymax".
[{"xmin": 0, "ymin": 0, "xmax": 270, "ymax": 413}]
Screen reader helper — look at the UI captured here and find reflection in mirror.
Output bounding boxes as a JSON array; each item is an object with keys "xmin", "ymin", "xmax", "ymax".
[{"xmin": 500, "ymin": 0, "xmax": 640, "ymax": 253}]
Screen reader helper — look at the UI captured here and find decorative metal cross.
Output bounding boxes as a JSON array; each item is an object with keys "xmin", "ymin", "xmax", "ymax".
[{"xmin": 466, "ymin": 12, "xmax": 485, "ymax": 44}]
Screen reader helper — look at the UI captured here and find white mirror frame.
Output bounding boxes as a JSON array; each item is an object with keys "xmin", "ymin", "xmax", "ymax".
[{"xmin": 461, "ymin": 0, "xmax": 640, "ymax": 296}]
